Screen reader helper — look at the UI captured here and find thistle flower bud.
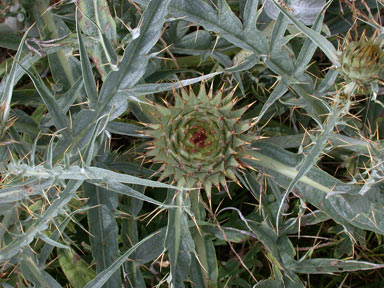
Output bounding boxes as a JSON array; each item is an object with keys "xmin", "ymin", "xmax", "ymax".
[
  {"xmin": 340, "ymin": 33, "xmax": 384, "ymax": 85},
  {"xmin": 145, "ymin": 82, "xmax": 255, "ymax": 199}
]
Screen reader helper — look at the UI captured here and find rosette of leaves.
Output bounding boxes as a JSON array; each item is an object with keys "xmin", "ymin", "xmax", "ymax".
[
  {"xmin": 145, "ymin": 82, "xmax": 255, "ymax": 200},
  {"xmin": 340, "ymin": 32, "xmax": 384, "ymax": 86}
]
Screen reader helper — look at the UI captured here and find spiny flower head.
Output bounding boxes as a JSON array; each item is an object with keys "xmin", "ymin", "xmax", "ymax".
[
  {"xmin": 145, "ymin": 82, "xmax": 255, "ymax": 201},
  {"xmin": 340, "ymin": 32, "xmax": 384, "ymax": 86}
]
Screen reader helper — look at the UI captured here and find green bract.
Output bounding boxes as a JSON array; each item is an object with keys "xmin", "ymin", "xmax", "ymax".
[
  {"xmin": 340, "ymin": 34, "xmax": 384, "ymax": 85},
  {"xmin": 145, "ymin": 83, "xmax": 255, "ymax": 199}
]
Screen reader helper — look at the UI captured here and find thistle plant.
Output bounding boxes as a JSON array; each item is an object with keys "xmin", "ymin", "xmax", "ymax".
[
  {"xmin": 1, "ymin": 1, "xmax": 384, "ymax": 288},
  {"xmin": 145, "ymin": 83, "xmax": 254, "ymax": 199}
]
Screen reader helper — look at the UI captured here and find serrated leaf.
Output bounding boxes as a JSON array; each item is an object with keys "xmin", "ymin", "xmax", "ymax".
[
  {"xmin": 11, "ymin": 109, "xmax": 38, "ymax": 137},
  {"xmin": 7, "ymin": 163, "xmax": 184, "ymax": 190},
  {"xmin": 38, "ymin": 218, "xmax": 71, "ymax": 267},
  {"xmin": 0, "ymin": 179, "xmax": 54, "ymax": 203},
  {"xmin": 256, "ymin": 80, "xmax": 288, "ymax": 123},
  {"xmin": 165, "ymin": 190, "xmax": 194, "ymax": 288},
  {"xmin": 275, "ymin": 102, "xmax": 345, "ymax": 232},
  {"xmin": 83, "ymin": 114, "xmax": 108, "ymax": 165},
  {"xmin": 271, "ymin": 0, "xmax": 339, "ymax": 66},
  {"xmin": 99, "ymin": 0, "xmax": 171, "ymax": 107},
  {"xmin": 77, "ymin": 0, "xmax": 118, "ymax": 77},
  {"xmin": 0, "ymin": 47, "xmax": 70, "ymax": 102},
  {"xmin": 0, "ymin": 180, "xmax": 82, "ymax": 261},
  {"xmin": 294, "ymin": 12, "xmax": 324, "ymax": 74},
  {"xmin": 243, "ymin": 0, "xmax": 260, "ymax": 33},
  {"xmin": 244, "ymin": 142, "xmax": 384, "ymax": 236},
  {"xmin": 106, "ymin": 122, "xmax": 146, "ymax": 137},
  {"xmin": 70, "ymin": 109, "xmax": 98, "ymax": 153},
  {"xmin": 34, "ymin": 4, "xmax": 78, "ymax": 90},
  {"xmin": 84, "ymin": 230, "xmax": 163, "ymax": 288},
  {"xmin": 219, "ymin": 207, "xmax": 280, "ymax": 261},
  {"xmin": 292, "ymin": 83, "xmax": 329, "ymax": 124},
  {"xmin": 22, "ymin": 68, "xmax": 72, "ymax": 141},
  {"xmin": 76, "ymin": 13, "xmax": 98, "ymax": 108},
  {"xmin": 287, "ymin": 258, "xmax": 384, "ymax": 274},
  {"xmin": 55, "ymin": 0, "xmax": 172, "ymax": 162},
  {"xmin": 269, "ymin": 11, "xmax": 289, "ymax": 51},
  {"xmin": 37, "ymin": 232, "xmax": 70, "ymax": 250},
  {"xmin": 37, "ymin": 206, "xmax": 94, "ymax": 267},
  {"xmin": 170, "ymin": 0, "xmax": 268, "ymax": 55},
  {"xmin": 117, "ymin": 72, "xmax": 221, "ymax": 97},
  {"xmin": 0, "ymin": 26, "xmax": 30, "ymax": 135},
  {"xmin": 77, "ymin": 0, "xmax": 117, "ymax": 42},
  {"xmin": 89, "ymin": 181, "xmax": 174, "ymax": 208},
  {"xmin": 85, "ymin": 182, "xmax": 121, "ymax": 288},
  {"xmin": 327, "ymin": 186, "xmax": 384, "ymax": 235},
  {"xmin": 20, "ymin": 254, "xmax": 62, "ymax": 288}
]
